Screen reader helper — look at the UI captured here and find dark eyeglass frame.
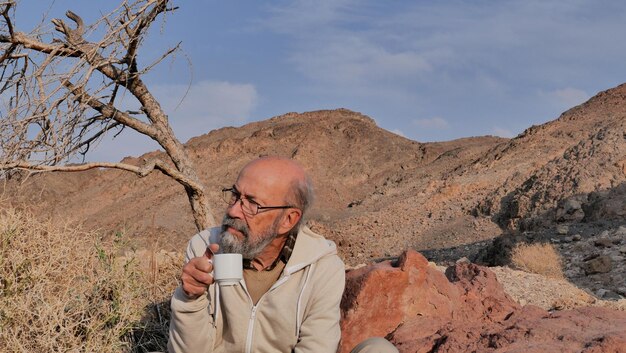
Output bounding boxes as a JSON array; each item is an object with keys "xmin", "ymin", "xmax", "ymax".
[{"xmin": 221, "ymin": 187, "xmax": 295, "ymax": 216}]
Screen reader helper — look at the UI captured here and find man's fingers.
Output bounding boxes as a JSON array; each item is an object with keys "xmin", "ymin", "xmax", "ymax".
[
  {"xmin": 186, "ymin": 265, "xmax": 214, "ymax": 285},
  {"xmin": 181, "ymin": 258, "xmax": 215, "ymax": 298},
  {"xmin": 180, "ymin": 246, "xmax": 220, "ymax": 299},
  {"xmin": 181, "ymin": 258, "xmax": 214, "ymax": 286},
  {"xmin": 204, "ymin": 243, "xmax": 220, "ymax": 259},
  {"xmin": 182, "ymin": 280, "xmax": 208, "ymax": 298},
  {"xmin": 191, "ymin": 255, "xmax": 213, "ymax": 272},
  {"xmin": 181, "ymin": 270, "xmax": 213, "ymax": 289}
]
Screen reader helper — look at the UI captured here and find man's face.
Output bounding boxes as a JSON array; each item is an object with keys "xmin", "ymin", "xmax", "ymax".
[
  {"xmin": 219, "ymin": 161, "xmax": 291, "ymax": 259},
  {"xmin": 220, "ymin": 213, "xmax": 281, "ymax": 259}
]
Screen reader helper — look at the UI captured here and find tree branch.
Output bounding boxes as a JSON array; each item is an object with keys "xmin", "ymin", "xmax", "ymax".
[
  {"xmin": 1, "ymin": 1, "xmax": 15, "ymax": 38},
  {"xmin": 63, "ymin": 80, "xmax": 158, "ymax": 138},
  {"xmin": 0, "ymin": 32, "xmax": 80, "ymax": 57},
  {"xmin": 69, "ymin": 120, "xmax": 122, "ymax": 157},
  {"xmin": 0, "ymin": 6, "xmax": 174, "ymax": 129},
  {"xmin": 2, "ymin": 158, "xmax": 205, "ymax": 192},
  {"xmin": 125, "ymin": 0, "xmax": 168, "ymax": 71}
]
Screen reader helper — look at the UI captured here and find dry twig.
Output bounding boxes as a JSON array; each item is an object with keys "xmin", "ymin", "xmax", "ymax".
[{"xmin": 0, "ymin": 0, "xmax": 215, "ymax": 229}]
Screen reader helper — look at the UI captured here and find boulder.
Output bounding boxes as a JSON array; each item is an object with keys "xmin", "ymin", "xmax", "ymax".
[
  {"xmin": 556, "ymin": 198, "xmax": 585, "ymax": 222},
  {"xmin": 557, "ymin": 224, "xmax": 570, "ymax": 235},
  {"xmin": 594, "ymin": 238, "xmax": 614, "ymax": 248},
  {"xmin": 390, "ymin": 306, "xmax": 626, "ymax": 353},
  {"xmin": 584, "ymin": 255, "xmax": 613, "ymax": 275},
  {"xmin": 340, "ymin": 250, "xmax": 626, "ymax": 353},
  {"xmin": 339, "ymin": 250, "xmax": 463, "ymax": 352}
]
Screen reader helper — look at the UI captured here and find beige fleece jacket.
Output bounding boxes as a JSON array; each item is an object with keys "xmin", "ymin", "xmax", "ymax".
[{"xmin": 168, "ymin": 226, "xmax": 345, "ymax": 353}]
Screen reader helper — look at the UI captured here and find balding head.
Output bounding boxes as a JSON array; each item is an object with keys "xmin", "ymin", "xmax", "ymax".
[{"xmin": 238, "ymin": 157, "xmax": 313, "ymax": 217}]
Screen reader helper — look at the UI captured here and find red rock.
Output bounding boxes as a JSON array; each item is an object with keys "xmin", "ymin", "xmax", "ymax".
[
  {"xmin": 444, "ymin": 260, "xmax": 520, "ymax": 323},
  {"xmin": 340, "ymin": 250, "xmax": 626, "ymax": 353},
  {"xmin": 340, "ymin": 250, "xmax": 459, "ymax": 353}
]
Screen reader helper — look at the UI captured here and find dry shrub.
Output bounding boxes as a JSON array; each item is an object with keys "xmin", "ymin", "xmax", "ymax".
[
  {"xmin": 510, "ymin": 242, "xmax": 564, "ymax": 279},
  {"xmin": 0, "ymin": 208, "xmax": 182, "ymax": 352}
]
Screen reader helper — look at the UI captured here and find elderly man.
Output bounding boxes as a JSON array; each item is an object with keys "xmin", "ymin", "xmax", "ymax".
[{"xmin": 168, "ymin": 157, "xmax": 397, "ymax": 353}]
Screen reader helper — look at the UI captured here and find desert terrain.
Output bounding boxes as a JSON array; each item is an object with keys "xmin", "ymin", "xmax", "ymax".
[{"xmin": 2, "ymin": 82, "xmax": 626, "ymax": 351}]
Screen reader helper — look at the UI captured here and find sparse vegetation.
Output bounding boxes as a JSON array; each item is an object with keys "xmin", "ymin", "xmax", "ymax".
[
  {"xmin": 510, "ymin": 242, "xmax": 564, "ymax": 279},
  {"xmin": 0, "ymin": 208, "xmax": 180, "ymax": 352}
]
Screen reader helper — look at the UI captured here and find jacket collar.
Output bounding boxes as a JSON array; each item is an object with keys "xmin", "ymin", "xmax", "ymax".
[
  {"xmin": 242, "ymin": 231, "xmax": 297, "ymax": 271},
  {"xmin": 282, "ymin": 225, "xmax": 337, "ymax": 275}
]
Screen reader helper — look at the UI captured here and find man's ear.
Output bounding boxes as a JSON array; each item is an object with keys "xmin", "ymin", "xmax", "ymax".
[{"xmin": 278, "ymin": 208, "xmax": 302, "ymax": 234}]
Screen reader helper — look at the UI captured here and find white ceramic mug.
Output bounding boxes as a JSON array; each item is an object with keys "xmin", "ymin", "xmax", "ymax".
[{"xmin": 212, "ymin": 253, "xmax": 243, "ymax": 286}]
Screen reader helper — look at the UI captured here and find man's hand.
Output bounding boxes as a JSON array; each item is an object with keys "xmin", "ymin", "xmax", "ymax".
[{"xmin": 181, "ymin": 243, "xmax": 220, "ymax": 299}]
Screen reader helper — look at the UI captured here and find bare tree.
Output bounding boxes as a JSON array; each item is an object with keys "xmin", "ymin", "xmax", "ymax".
[{"xmin": 0, "ymin": 0, "xmax": 216, "ymax": 229}]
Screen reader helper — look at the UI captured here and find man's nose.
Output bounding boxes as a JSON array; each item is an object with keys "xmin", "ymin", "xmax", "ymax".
[{"xmin": 226, "ymin": 199, "xmax": 245, "ymax": 219}]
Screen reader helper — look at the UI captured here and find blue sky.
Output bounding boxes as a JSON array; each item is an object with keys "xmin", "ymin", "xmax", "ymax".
[{"xmin": 14, "ymin": 0, "xmax": 626, "ymax": 162}]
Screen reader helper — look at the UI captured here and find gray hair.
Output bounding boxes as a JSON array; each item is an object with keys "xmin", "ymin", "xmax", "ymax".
[{"xmin": 287, "ymin": 174, "xmax": 314, "ymax": 231}]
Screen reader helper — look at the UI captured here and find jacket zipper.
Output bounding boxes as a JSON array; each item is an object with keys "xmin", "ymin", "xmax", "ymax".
[
  {"xmin": 242, "ymin": 267, "xmax": 304, "ymax": 353},
  {"xmin": 245, "ymin": 305, "xmax": 257, "ymax": 353},
  {"xmin": 243, "ymin": 279, "xmax": 283, "ymax": 353}
]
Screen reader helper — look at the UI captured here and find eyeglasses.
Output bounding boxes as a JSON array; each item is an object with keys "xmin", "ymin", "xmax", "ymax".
[{"xmin": 221, "ymin": 187, "xmax": 295, "ymax": 216}]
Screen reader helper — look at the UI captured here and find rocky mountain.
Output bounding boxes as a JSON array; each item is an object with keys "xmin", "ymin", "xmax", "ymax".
[
  {"xmin": 3, "ymin": 84, "xmax": 626, "ymax": 298},
  {"xmin": 2, "ymin": 108, "xmax": 506, "ymax": 253}
]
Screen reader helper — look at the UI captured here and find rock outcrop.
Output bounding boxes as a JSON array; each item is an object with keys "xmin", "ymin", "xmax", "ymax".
[
  {"xmin": 475, "ymin": 221, "xmax": 626, "ymax": 301},
  {"xmin": 340, "ymin": 251, "xmax": 626, "ymax": 353},
  {"xmin": 475, "ymin": 84, "xmax": 626, "ymax": 232}
]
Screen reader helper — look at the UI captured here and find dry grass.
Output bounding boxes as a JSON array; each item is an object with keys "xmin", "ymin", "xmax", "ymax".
[
  {"xmin": 0, "ymin": 208, "xmax": 181, "ymax": 352},
  {"xmin": 510, "ymin": 242, "xmax": 565, "ymax": 279}
]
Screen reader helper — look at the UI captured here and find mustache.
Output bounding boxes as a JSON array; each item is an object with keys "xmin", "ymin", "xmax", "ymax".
[{"xmin": 222, "ymin": 215, "xmax": 249, "ymax": 234}]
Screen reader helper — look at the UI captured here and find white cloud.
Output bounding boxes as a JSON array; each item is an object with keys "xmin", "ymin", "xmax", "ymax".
[
  {"xmin": 264, "ymin": 1, "xmax": 626, "ymax": 93},
  {"xmin": 151, "ymin": 80, "xmax": 258, "ymax": 141},
  {"xmin": 263, "ymin": 1, "xmax": 431, "ymax": 88},
  {"xmin": 290, "ymin": 36, "xmax": 431, "ymax": 86},
  {"xmin": 256, "ymin": 1, "xmax": 626, "ymax": 142},
  {"xmin": 492, "ymin": 127, "xmax": 515, "ymax": 138},
  {"xmin": 78, "ymin": 80, "xmax": 258, "ymax": 162},
  {"xmin": 413, "ymin": 117, "xmax": 450, "ymax": 129},
  {"xmin": 265, "ymin": 0, "xmax": 358, "ymax": 33},
  {"xmin": 549, "ymin": 87, "xmax": 589, "ymax": 108}
]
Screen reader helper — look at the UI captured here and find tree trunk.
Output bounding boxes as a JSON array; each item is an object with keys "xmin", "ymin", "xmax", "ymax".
[
  {"xmin": 185, "ymin": 185, "xmax": 215, "ymax": 231},
  {"xmin": 157, "ymin": 127, "xmax": 216, "ymax": 231}
]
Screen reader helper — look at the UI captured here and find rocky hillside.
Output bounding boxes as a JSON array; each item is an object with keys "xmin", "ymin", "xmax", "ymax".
[
  {"xmin": 2, "ymin": 108, "xmax": 506, "ymax": 252},
  {"xmin": 3, "ymin": 84, "xmax": 626, "ymax": 298},
  {"xmin": 475, "ymin": 85, "xmax": 626, "ymax": 230},
  {"xmin": 322, "ymin": 85, "xmax": 626, "ymax": 263}
]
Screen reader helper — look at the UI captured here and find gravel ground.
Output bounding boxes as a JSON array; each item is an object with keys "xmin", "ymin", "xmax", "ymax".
[{"xmin": 490, "ymin": 266, "xmax": 626, "ymax": 311}]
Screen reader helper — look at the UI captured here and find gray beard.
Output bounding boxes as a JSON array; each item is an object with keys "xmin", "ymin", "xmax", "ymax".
[{"xmin": 219, "ymin": 215, "xmax": 280, "ymax": 260}]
